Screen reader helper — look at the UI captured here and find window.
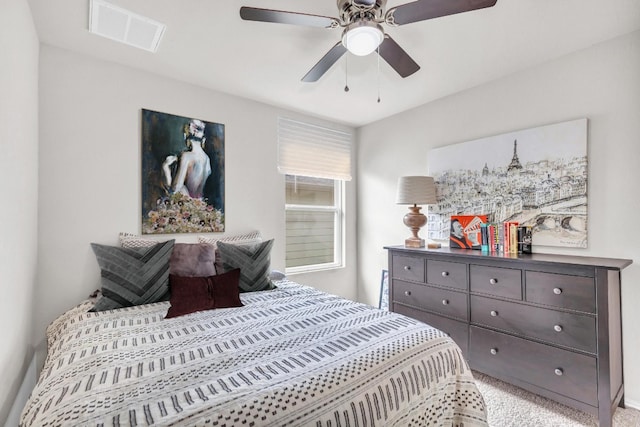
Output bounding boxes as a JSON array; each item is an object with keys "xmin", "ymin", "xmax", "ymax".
[
  {"xmin": 285, "ymin": 175, "xmax": 344, "ymax": 271},
  {"xmin": 278, "ymin": 117, "xmax": 352, "ymax": 273}
]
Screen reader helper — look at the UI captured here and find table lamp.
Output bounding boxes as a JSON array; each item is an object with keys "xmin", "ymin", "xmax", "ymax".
[{"xmin": 396, "ymin": 176, "xmax": 440, "ymax": 248}]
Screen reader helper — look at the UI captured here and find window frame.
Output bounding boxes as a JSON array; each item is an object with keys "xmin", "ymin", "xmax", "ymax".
[{"xmin": 284, "ymin": 177, "xmax": 345, "ymax": 274}]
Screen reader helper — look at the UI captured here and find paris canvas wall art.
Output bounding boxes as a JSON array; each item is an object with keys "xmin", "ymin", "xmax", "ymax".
[
  {"xmin": 141, "ymin": 109, "xmax": 225, "ymax": 234},
  {"xmin": 427, "ymin": 118, "xmax": 588, "ymax": 248}
]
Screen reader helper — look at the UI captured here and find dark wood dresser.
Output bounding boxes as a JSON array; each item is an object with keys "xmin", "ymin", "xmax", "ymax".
[{"xmin": 385, "ymin": 245, "xmax": 632, "ymax": 427}]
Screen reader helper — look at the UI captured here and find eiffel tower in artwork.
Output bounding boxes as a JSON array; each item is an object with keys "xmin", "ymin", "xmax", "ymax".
[{"xmin": 507, "ymin": 139, "xmax": 523, "ymax": 171}]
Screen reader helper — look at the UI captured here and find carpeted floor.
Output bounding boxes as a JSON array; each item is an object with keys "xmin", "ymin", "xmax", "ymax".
[{"xmin": 473, "ymin": 371, "xmax": 640, "ymax": 426}]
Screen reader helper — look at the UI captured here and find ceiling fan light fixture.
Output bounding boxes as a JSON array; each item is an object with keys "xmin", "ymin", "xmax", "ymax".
[{"xmin": 342, "ymin": 21, "xmax": 384, "ymax": 56}]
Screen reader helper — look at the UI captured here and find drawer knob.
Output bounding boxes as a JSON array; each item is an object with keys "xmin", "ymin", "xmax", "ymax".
[
  {"xmin": 404, "ymin": 291, "xmax": 411, "ymax": 296},
  {"xmin": 553, "ymin": 287, "xmax": 563, "ymax": 295},
  {"xmin": 490, "ymin": 348, "xmax": 498, "ymax": 355},
  {"xmin": 442, "ymin": 299, "xmax": 449, "ymax": 305},
  {"xmin": 404, "ymin": 265, "xmax": 411, "ymax": 271},
  {"xmin": 554, "ymin": 325, "xmax": 563, "ymax": 332},
  {"xmin": 554, "ymin": 368, "xmax": 564, "ymax": 376},
  {"xmin": 490, "ymin": 310, "xmax": 499, "ymax": 317},
  {"xmin": 441, "ymin": 271, "xmax": 450, "ymax": 277},
  {"xmin": 489, "ymin": 278, "xmax": 498, "ymax": 285}
]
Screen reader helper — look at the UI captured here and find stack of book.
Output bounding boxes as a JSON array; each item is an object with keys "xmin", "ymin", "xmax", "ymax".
[{"xmin": 480, "ymin": 222, "xmax": 532, "ymax": 254}]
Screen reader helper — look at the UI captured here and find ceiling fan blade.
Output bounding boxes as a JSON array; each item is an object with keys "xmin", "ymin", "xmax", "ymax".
[
  {"xmin": 240, "ymin": 7, "xmax": 339, "ymax": 28},
  {"xmin": 389, "ymin": 0, "xmax": 497, "ymax": 26},
  {"xmin": 302, "ymin": 42, "xmax": 348, "ymax": 82},
  {"xmin": 378, "ymin": 36, "xmax": 420, "ymax": 78}
]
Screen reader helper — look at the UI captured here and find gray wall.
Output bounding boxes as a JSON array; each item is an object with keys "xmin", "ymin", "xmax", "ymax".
[
  {"xmin": 0, "ymin": 0, "xmax": 39, "ymax": 423},
  {"xmin": 357, "ymin": 30, "xmax": 640, "ymax": 407}
]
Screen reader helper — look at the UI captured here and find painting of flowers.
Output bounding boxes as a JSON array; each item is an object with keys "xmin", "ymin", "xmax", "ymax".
[{"xmin": 141, "ymin": 109, "xmax": 224, "ymax": 234}]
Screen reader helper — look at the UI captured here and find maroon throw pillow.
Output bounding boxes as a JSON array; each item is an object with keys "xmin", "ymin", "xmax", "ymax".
[
  {"xmin": 165, "ymin": 276, "xmax": 213, "ymax": 318},
  {"xmin": 212, "ymin": 268, "xmax": 243, "ymax": 308},
  {"xmin": 165, "ymin": 268, "xmax": 243, "ymax": 318}
]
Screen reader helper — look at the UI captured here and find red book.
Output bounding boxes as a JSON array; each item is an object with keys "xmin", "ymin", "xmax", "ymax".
[{"xmin": 503, "ymin": 222, "xmax": 510, "ymax": 253}]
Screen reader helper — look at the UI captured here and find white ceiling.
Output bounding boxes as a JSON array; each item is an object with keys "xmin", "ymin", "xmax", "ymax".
[{"xmin": 26, "ymin": 0, "xmax": 640, "ymax": 127}]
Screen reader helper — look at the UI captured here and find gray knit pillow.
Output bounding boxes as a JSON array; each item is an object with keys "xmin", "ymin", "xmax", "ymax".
[
  {"xmin": 217, "ymin": 239, "xmax": 275, "ymax": 292},
  {"xmin": 198, "ymin": 231, "xmax": 263, "ymax": 274},
  {"xmin": 90, "ymin": 240, "xmax": 175, "ymax": 311}
]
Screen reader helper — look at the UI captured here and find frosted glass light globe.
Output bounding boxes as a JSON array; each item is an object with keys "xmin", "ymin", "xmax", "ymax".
[{"xmin": 342, "ymin": 22, "xmax": 384, "ymax": 56}]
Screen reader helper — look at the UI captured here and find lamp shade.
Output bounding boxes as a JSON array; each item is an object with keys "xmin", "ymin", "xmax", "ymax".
[{"xmin": 396, "ymin": 176, "xmax": 437, "ymax": 205}]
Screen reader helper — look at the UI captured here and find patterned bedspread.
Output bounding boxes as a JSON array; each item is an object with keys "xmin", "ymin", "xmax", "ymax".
[{"xmin": 21, "ymin": 280, "xmax": 487, "ymax": 426}]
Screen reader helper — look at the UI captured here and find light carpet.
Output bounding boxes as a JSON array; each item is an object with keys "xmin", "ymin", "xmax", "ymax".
[{"xmin": 473, "ymin": 371, "xmax": 640, "ymax": 426}]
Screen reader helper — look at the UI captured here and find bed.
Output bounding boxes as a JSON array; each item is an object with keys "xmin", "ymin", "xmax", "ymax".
[{"xmin": 20, "ymin": 278, "xmax": 487, "ymax": 426}]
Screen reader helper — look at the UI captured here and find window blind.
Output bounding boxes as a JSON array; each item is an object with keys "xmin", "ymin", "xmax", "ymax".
[{"xmin": 278, "ymin": 117, "xmax": 352, "ymax": 181}]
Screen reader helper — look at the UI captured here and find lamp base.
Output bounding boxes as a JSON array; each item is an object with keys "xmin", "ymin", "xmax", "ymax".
[
  {"xmin": 405, "ymin": 237, "xmax": 425, "ymax": 248},
  {"xmin": 404, "ymin": 238, "xmax": 442, "ymax": 249},
  {"xmin": 403, "ymin": 205, "xmax": 427, "ymax": 248}
]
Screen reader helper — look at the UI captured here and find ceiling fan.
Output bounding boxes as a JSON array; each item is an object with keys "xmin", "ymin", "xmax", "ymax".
[{"xmin": 240, "ymin": 0, "xmax": 498, "ymax": 82}]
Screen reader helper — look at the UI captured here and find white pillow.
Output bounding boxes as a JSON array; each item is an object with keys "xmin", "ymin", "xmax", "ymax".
[
  {"xmin": 118, "ymin": 232, "xmax": 168, "ymax": 248},
  {"xmin": 197, "ymin": 231, "xmax": 263, "ymax": 249}
]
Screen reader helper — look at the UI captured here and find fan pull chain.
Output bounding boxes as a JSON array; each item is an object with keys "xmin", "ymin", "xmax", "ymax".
[
  {"xmin": 344, "ymin": 53, "xmax": 349, "ymax": 92},
  {"xmin": 377, "ymin": 46, "xmax": 381, "ymax": 103}
]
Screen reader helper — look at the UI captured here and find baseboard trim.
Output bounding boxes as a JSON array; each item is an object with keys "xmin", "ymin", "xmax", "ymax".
[{"xmin": 624, "ymin": 398, "xmax": 640, "ymax": 411}]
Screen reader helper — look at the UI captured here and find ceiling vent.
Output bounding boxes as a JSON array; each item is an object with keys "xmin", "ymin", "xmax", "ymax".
[{"xmin": 89, "ymin": 0, "xmax": 166, "ymax": 53}]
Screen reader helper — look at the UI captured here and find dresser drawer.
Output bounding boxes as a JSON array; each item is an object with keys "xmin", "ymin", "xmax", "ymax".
[
  {"xmin": 525, "ymin": 271, "xmax": 595, "ymax": 313},
  {"xmin": 393, "ymin": 280, "xmax": 468, "ymax": 320},
  {"xmin": 392, "ymin": 255, "xmax": 425, "ymax": 282},
  {"xmin": 427, "ymin": 260, "xmax": 467, "ymax": 290},
  {"xmin": 470, "ymin": 265, "xmax": 522, "ymax": 299},
  {"xmin": 395, "ymin": 304, "xmax": 469, "ymax": 357},
  {"xmin": 469, "ymin": 326, "xmax": 597, "ymax": 406},
  {"xmin": 470, "ymin": 295, "xmax": 596, "ymax": 353}
]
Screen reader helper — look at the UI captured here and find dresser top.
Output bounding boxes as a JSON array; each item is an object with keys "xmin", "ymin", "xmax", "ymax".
[{"xmin": 384, "ymin": 245, "xmax": 632, "ymax": 271}]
